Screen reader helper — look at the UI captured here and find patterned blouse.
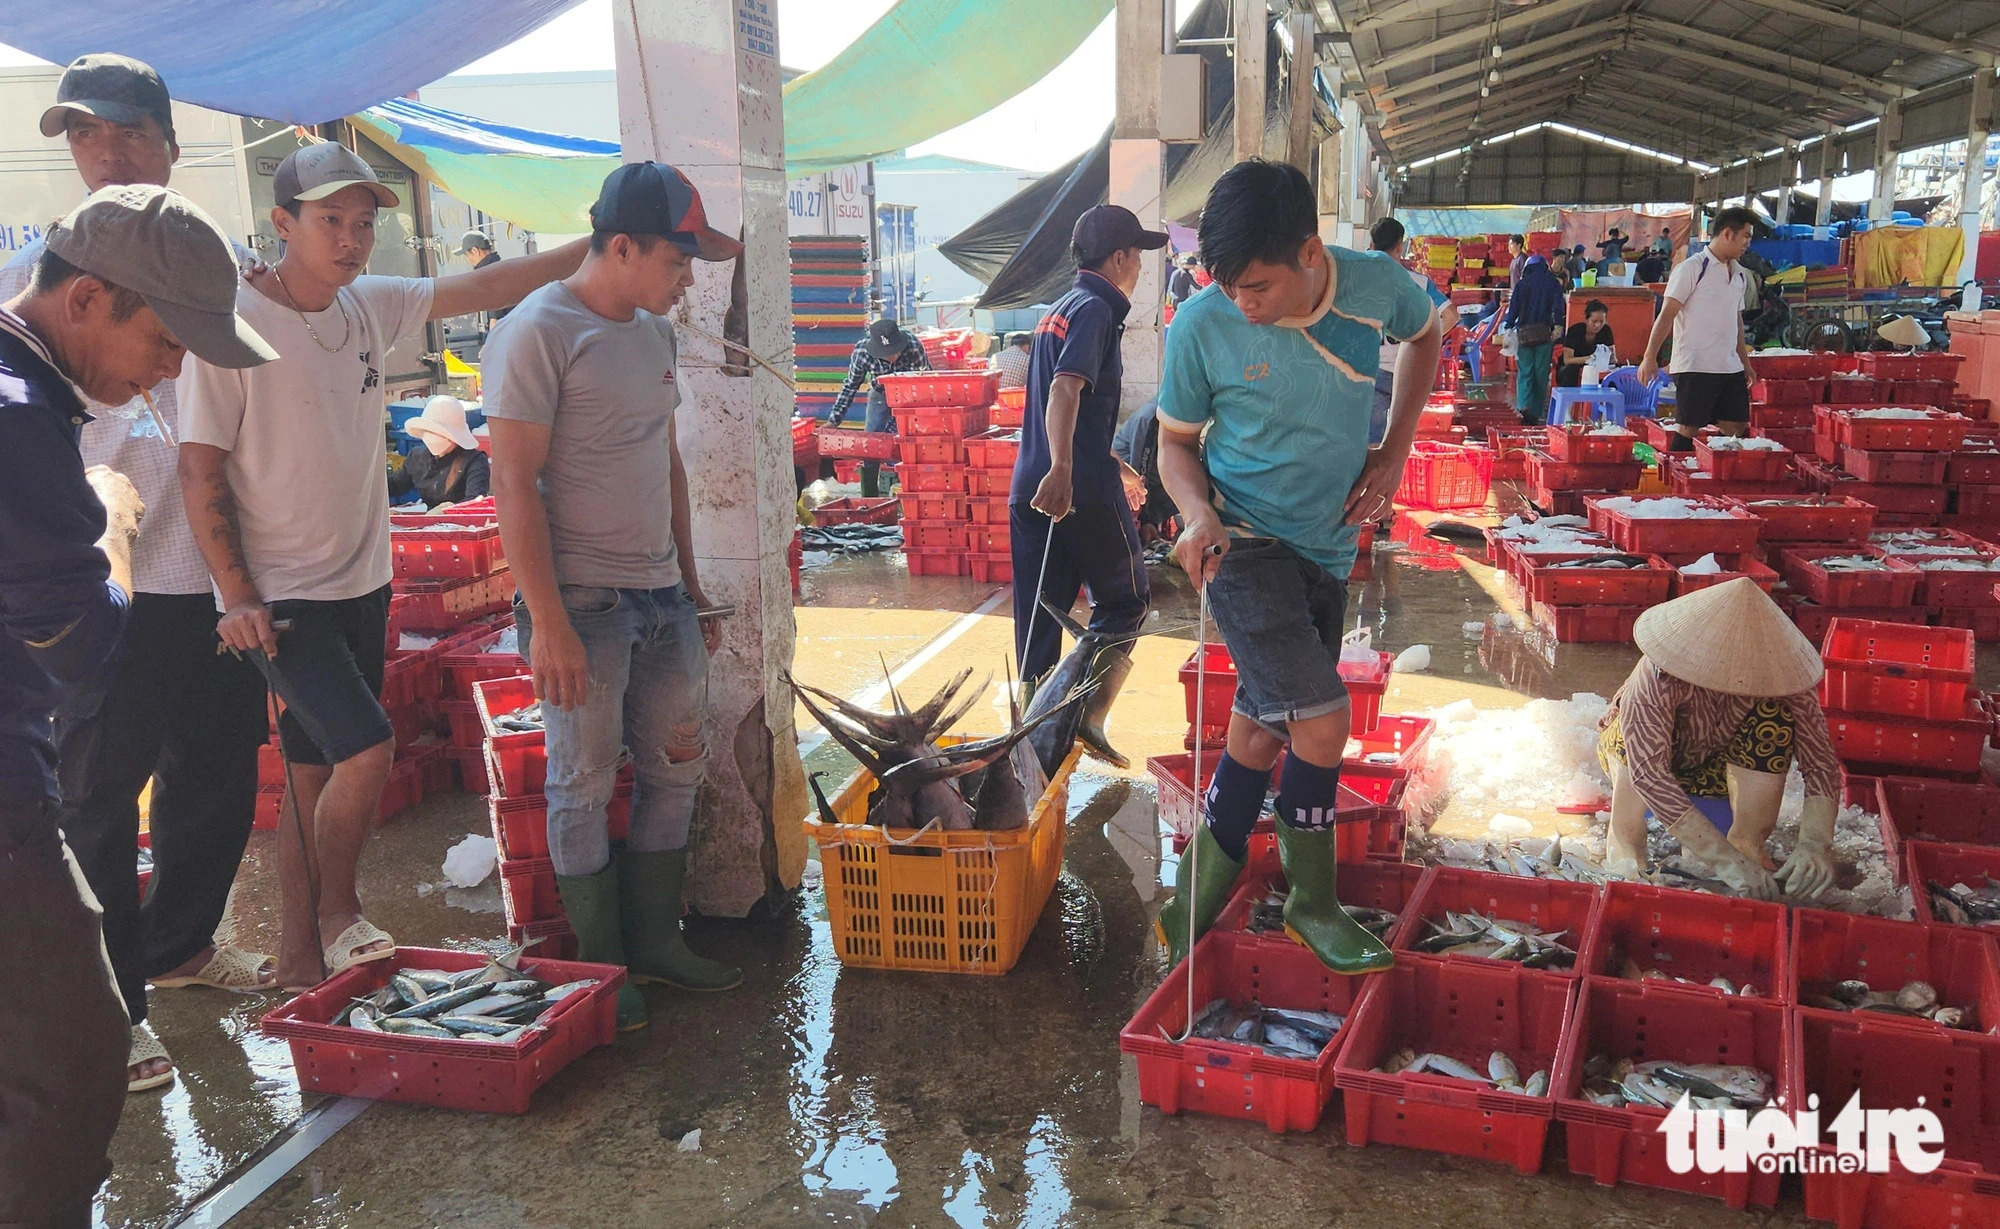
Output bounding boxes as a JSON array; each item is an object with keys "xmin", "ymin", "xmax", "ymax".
[{"xmin": 1602, "ymin": 659, "xmax": 1842, "ymax": 820}]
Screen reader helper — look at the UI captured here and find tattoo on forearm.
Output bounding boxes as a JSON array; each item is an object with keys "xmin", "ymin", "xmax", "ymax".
[{"xmin": 201, "ymin": 473, "xmax": 254, "ymax": 586}]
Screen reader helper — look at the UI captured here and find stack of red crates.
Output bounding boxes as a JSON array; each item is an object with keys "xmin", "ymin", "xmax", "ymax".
[
  {"xmin": 1817, "ymin": 617, "xmax": 1986, "ymax": 788},
  {"xmin": 436, "ymin": 619, "xmax": 524, "ymax": 793},
  {"xmin": 1745, "ymin": 350, "xmax": 1833, "ymax": 454},
  {"xmin": 1524, "ymin": 423, "xmax": 1641, "ymax": 518},
  {"xmin": 878, "ymin": 368, "xmax": 1000, "ymax": 578},
  {"xmin": 1803, "ymin": 400, "xmax": 1968, "ymax": 529},
  {"xmin": 1875, "ymin": 528, "xmax": 2000, "ymax": 641}
]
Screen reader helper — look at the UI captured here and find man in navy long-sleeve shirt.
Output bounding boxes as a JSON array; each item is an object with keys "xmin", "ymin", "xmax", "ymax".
[{"xmin": 0, "ymin": 181, "xmax": 273, "ymax": 1227}]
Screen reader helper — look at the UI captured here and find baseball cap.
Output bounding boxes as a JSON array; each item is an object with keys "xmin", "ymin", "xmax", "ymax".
[
  {"xmin": 460, "ymin": 230, "xmax": 492, "ymax": 254},
  {"xmin": 865, "ymin": 317, "xmax": 908, "ymax": 361},
  {"xmin": 273, "ymin": 143, "xmax": 401, "ymax": 209},
  {"xmin": 1072, "ymin": 205, "xmax": 1168, "ymax": 265},
  {"xmin": 590, "ymin": 161, "xmax": 744, "ymax": 261},
  {"xmin": 45, "ymin": 184, "xmax": 275, "ymax": 369},
  {"xmin": 40, "ymin": 54, "xmax": 176, "ymax": 146}
]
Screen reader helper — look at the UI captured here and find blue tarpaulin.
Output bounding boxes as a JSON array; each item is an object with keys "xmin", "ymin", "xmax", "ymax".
[{"xmin": 351, "ymin": 99, "xmax": 618, "ymax": 234}]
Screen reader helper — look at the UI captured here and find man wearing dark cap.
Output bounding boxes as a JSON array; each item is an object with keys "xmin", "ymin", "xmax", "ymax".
[
  {"xmin": 0, "ymin": 53, "xmax": 281, "ymax": 1096},
  {"xmin": 1, "ymin": 183, "xmax": 273, "ymax": 1229},
  {"xmin": 484, "ymin": 162, "xmax": 745, "ymax": 1034},
  {"xmin": 828, "ymin": 315, "xmax": 931, "ymax": 496},
  {"xmin": 1009, "ymin": 203, "xmax": 1162, "ymax": 768},
  {"xmin": 178, "ymin": 143, "xmax": 588, "ymax": 994}
]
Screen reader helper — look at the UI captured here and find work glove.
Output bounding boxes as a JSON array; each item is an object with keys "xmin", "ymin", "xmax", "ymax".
[
  {"xmin": 1776, "ymin": 795, "xmax": 1838, "ymax": 899},
  {"xmin": 1667, "ymin": 810, "xmax": 1777, "ymax": 901}
]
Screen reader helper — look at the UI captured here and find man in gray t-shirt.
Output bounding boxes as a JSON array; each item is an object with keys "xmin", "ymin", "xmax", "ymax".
[{"xmin": 483, "ymin": 162, "xmax": 745, "ymax": 1034}]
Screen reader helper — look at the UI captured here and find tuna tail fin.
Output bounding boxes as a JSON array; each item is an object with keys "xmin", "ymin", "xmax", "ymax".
[
  {"xmin": 907, "ymin": 667, "xmax": 975, "ymax": 736},
  {"xmin": 880, "ymin": 654, "xmax": 907, "ymax": 716},
  {"xmin": 1037, "ymin": 599, "xmax": 1090, "ymax": 642},
  {"xmin": 932, "ymin": 673, "xmax": 990, "ymax": 737},
  {"xmin": 792, "ymin": 688, "xmax": 888, "ymax": 778},
  {"xmin": 807, "ymin": 772, "xmax": 840, "ymax": 826}
]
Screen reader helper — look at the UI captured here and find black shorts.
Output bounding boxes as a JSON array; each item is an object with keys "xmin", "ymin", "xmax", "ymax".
[
  {"xmin": 1673, "ymin": 370, "xmax": 1751, "ymax": 429},
  {"xmin": 264, "ymin": 584, "xmax": 393, "ymax": 766}
]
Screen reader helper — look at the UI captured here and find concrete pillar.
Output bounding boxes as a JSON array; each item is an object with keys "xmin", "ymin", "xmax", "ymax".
[
  {"xmin": 1958, "ymin": 70, "xmax": 1994, "ymax": 289},
  {"xmin": 613, "ymin": 0, "xmax": 807, "ymax": 915},
  {"xmin": 1336, "ymin": 95, "xmax": 1364, "ymax": 249},
  {"xmin": 1871, "ymin": 99, "xmax": 1904, "ymax": 224},
  {"xmin": 1285, "ymin": 10, "xmax": 1316, "ymax": 174},
  {"xmin": 1814, "ymin": 130, "xmax": 1837, "ymax": 238},
  {"xmin": 1314, "ymin": 58, "xmax": 1342, "ymax": 243},
  {"xmin": 1112, "ymin": 0, "xmax": 1168, "ymax": 412},
  {"xmin": 1780, "ymin": 144, "xmax": 1799, "ymax": 225},
  {"xmin": 1690, "ymin": 174, "xmax": 1704, "ymax": 244},
  {"xmin": 1233, "ymin": 0, "xmax": 1267, "ymax": 163}
]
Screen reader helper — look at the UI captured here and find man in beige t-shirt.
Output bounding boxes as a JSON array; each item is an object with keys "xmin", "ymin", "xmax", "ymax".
[{"xmin": 179, "ymin": 143, "xmax": 588, "ymax": 991}]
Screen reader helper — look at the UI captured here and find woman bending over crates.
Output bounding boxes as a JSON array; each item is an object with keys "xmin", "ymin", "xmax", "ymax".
[
  {"xmin": 1151, "ymin": 160, "xmax": 1442, "ymax": 975},
  {"xmin": 1596, "ymin": 578, "xmax": 1841, "ymax": 900}
]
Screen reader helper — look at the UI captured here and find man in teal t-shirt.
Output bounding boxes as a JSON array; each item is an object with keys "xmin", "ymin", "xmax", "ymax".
[{"xmin": 1153, "ymin": 160, "xmax": 1441, "ymax": 977}]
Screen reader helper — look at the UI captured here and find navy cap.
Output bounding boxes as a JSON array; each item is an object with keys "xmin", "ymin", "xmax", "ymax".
[
  {"xmin": 865, "ymin": 317, "xmax": 910, "ymax": 361},
  {"xmin": 1072, "ymin": 204, "xmax": 1168, "ymax": 265},
  {"xmin": 40, "ymin": 53, "xmax": 175, "ymax": 147},
  {"xmin": 590, "ymin": 161, "xmax": 744, "ymax": 261}
]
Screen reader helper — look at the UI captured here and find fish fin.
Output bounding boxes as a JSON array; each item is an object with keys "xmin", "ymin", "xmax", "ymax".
[
  {"xmin": 906, "ymin": 667, "xmax": 976, "ymax": 735},
  {"xmin": 793, "ymin": 689, "xmax": 888, "ymax": 777},
  {"xmin": 880, "ymin": 654, "xmax": 907, "ymax": 716},
  {"xmin": 783, "ymin": 673, "xmax": 905, "ymax": 740},
  {"xmin": 807, "ymin": 772, "xmax": 840, "ymax": 826},
  {"xmin": 1004, "ymin": 656, "xmax": 1023, "ymax": 727},
  {"xmin": 1037, "ymin": 599, "xmax": 1090, "ymax": 642},
  {"xmin": 933, "ymin": 674, "xmax": 990, "ymax": 736}
]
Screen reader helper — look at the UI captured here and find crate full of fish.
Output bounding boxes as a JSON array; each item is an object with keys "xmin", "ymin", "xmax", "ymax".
[
  {"xmin": 1545, "ymin": 422, "xmax": 1637, "ymax": 465},
  {"xmin": 1791, "ymin": 908, "xmax": 1999, "ymax": 1035},
  {"xmin": 1823, "ymin": 405, "xmax": 1972, "ymax": 452},
  {"xmin": 1667, "ymin": 551, "xmax": 1779, "ymax": 596},
  {"xmin": 1588, "ymin": 496, "xmax": 1762, "ymax": 556},
  {"xmin": 1393, "ymin": 867, "xmax": 1593, "ymax": 978},
  {"xmin": 796, "ymin": 663, "xmax": 1084, "ymax": 975},
  {"xmin": 1119, "ymin": 929, "xmax": 1362, "ymax": 1133},
  {"xmin": 1793, "ymin": 1011, "xmax": 2000, "ymax": 1229},
  {"xmin": 1552, "ymin": 978, "xmax": 1789, "ymax": 1209},
  {"xmin": 1578, "ymin": 881, "xmax": 1788, "ymax": 1001},
  {"xmin": 1819, "ymin": 619, "xmax": 1975, "ymax": 721},
  {"xmin": 1214, "ymin": 862, "xmax": 1428, "ymax": 951},
  {"xmin": 1909, "ymin": 842, "xmax": 2000, "ymax": 933},
  {"xmin": 1779, "ymin": 547, "xmax": 1923, "ymax": 609},
  {"xmin": 1825, "ymin": 697, "xmax": 1990, "ymax": 775},
  {"xmin": 260, "ymin": 946, "xmax": 624, "ymax": 1115},
  {"xmin": 438, "ymin": 622, "xmax": 523, "ymax": 701},
  {"xmin": 1905, "ymin": 549, "xmax": 2000, "ymax": 608},
  {"xmin": 389, "ymin": 520, "xmax": 506, "ymax": 580},
  {"xmin": 1694, "ymin": 434, "xmax": 1792, "ymax": 482},
  {"xmin": 1332, "ymin": 958, "xmax": 1571, "ymax": 1174},
  {"xmin": 1725, "ymin": 495, "xmax": 1875, "ymax": 544},
  {"xmin": 1152, "ymin": 755, "xmax": 1403, "ymax": 869},
  {"xmin": 1875, "ymin": 777, "xmax": 2000, "ymax": 873},
  {"xmin": 1519, "ymin": 551, "xmax": 1672, "ymax": 607},
  {"xmin": 473, "ymin": 675, "xmax": 547, "ymax": 798}
]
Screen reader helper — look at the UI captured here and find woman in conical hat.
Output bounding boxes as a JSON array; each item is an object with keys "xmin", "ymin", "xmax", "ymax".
[{"xmin": 1597, "ymin": 577, "xmax": 1840, "ymax": 899}]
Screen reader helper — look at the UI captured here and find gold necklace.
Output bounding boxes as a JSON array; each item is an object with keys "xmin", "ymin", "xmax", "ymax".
[{"xmin": 270, "ymin": 266, "xmax": 352, "ymax": 354}]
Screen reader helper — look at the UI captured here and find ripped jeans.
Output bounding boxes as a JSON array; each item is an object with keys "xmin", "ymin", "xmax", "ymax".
[{"xmin": 515, "ymin": 584, "xmax": 709, "ymax": 877}]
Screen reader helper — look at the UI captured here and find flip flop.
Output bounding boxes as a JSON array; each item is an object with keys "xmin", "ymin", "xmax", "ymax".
[
  {"xmin": 321, "ymin": 918, "xmax": 395, "ymax": 977},
  {"xmin": 129, "ymin": 1024, "xmax": 175, "ymax": 1093},
  {"xmin": 152, "ymin": 945, "xmax": 279, "ymax": 993}
]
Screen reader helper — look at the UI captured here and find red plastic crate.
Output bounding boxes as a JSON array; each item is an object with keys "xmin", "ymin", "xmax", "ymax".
[
  {"xmin": 1546, "ymin": 424, "xmax": 1638, "ymax": 464},
  {"xmin": 898, "ymin": 404, "xmax": 991, "ymax": 439},
  {"xmin": 1332, "ymin": 959, "xmax": 1572, "ymax": 1174},
  {"xmin": 1553, "ymin": 979, "xmax": 1788, "ymax": 1209},
  {"xmin": 1396, "ymin": 442, "xmax": 1494, "ymax": 511},
  {"xmin": 1522, "ymin": 451, "xmax": 1643, "ymax": 492},
  {"xmin": 1752, "ymin": 424, "xmax": 1816, "ymax": 453},
  {"xmin": 899, "ymin": 519, "xmax": 965, "ymax": 552},
  {"xmin": 1531, "ymin": 600, "xmax": 1645, "ymax": 644},
  {"xmin": 1148, "ymin": 752, "xmax": 1401, "ymax": 865},
  {"xmin": 1780, "ymin": 547, "xmax": 1923, "ymax": 608},
  {"xmin": 1792, "ymin": 1011, "xmax": 2000, "ymax": 1228},
  {"xmin": 447, "ymin": 745, "xmax": 488, "ymax": 795},
  {"xmin": 966, "ymin": 496, "xmax": 1008, "ymax": 525},
  {"xmin": 1750, "ymin": 401, "xmax": 1816, "ymax": 429},
  {"xmin": 254, "ymin": 784, "xmax": 284, "ymax": 831},
  {"xmin": 814, "ymin": 426, "xmax": 898, "ymax": 459},
  {"xmin": 1666, "ymin": 465, "xmax": 1807, "ymax": 500},
  {"xmin": 1791, "ymin": 907, "xmax": 2000, "ymax": 1034},
  {"xmin": 472, "ymin": 675, "xmax": 544, "ymax": 799},
  {"xmin": 897, "ymin": 492, "xmax": 967, "ymax": 522},
  {"xmin": 491, "ymin": 782, "xmax": 632, "ymax": 860},
  {"xmin": 1838, "ymin": 407, "xmax": 1971, "ymax": 451},
  {"xmin": 1939, "ymin": 604, "xmax": 2000, "ymax": 641},
  {"xmin": 1819, "ymin": 619, "xmax": 1975, "ymax": 720},
  {"xmin": 390, "ymin": 523, "xmax": 506, "ymax": 580},
  {"xmin": 964, "ymin": 469, "xmax": 1009, "ymax": 497},
  {"xmin": 1754, "ymin": 352, "xmax": 1835, "ymax": 379},
  {"xmin": 1842, "ymin": 447, "xmax": 1949, "ymax": 485},
  {"xmin": 379, "ymin": 649, "xmax": 443, "ymax": 711},
  {"xmin": 376, "ymin": 749, "xmax": 430, "ymax": 824},
  {"xmin": 1178, "ymin": 643, "xmax": 1392, "ymax": 743},
  {"xmin": 506, "ymin": 917, "xmax": 576, "ymax": 961},
  {"xmin": 499, "ymin": 855, "xmax": 561, "ymax": 925},
  {"xmin": 1909, "ymin": 841, "xmax": 2000, "ymax": 932},
  {"xmin": 903, "ymin": 546, "xmax": 968, "ymax": 576},
  {"xmin": 961, "ymin": 427, "xmax": 1021, "ymax": 471},
  {"xmin": 1664, "ymin": 552, "xmax": 1779, "ymax": 595},
  {"xmin": 1727, "ymin": 495, "xmax": 1873, "ymax": 544},
  {"xmin": 392, "ymin": 569, "xmax": 514, "ymax": 631},
  {"xmin": 1392, "ymin": 867, "xmax": 1597, "ymax": 978},
  {"xmin": 259, "ymin": 946, "xmax": 622, "ymax": 1114},
  {"xmin": 898, "ymin": 464, "xmax": 966, "ymax": 494},
  {"xmin": 1520, "ymin": 554, "xmax": 1671, "ymax": 606},
  {"xmin": 1856, "ymin": 351, "xmax": 1965, "ymax": 381},
  {"xmin": 875, "ymin": 370, "xmax": 999, "ymax": 410},
  {"xmin": 1578, "ymin": 881, "xmax": 1789, "ymax": 1000},
  {"xmin": 1596, "ymin": 498, "xmax": 1761, "ymax": 555},
  {"xmin": 1906, "ymin": 551, "xmax": 2000, "ymax": 607},
  {"xmin": 1214, "ymin": 862, "xmax": 1431, "ymax": 950},
  {"xmin": 967, "ymin": 553, "xmax": 1012, "ymax": 584},
  {"xmin": 1955, "ymin": 486, "xmax": 2000, "ymax": 519},
  {"xmin": 1750, "ymin": 377, "xmax": 1826, "ymax": 406},
  {"xmin": 441, "ymin": 699, "xmax": 483, "ymax": 748},
  {"xmin": 1825, "ymin": 697, "xmax": 1989, "ymax": 774},
  {"xmin": 1118, "ymin": 929, "xmax": 1367, "ymax": 1133},
  {"xmin": 1694, "ymin": 438, "xmax": 1792, "ymax": 482},
  {"xmin": 894, "ymin": 435, "xmax": 965, "ymax": 466},
  {"xmin": 1949, "ymin": 453, "xmax": 2000, "ymax": 485},
  {"xmin": 1876, "ymin": 776, "xmax": 2000, "ymax": 872},
  {"xmin": 1348, "ymin": 715, "xmax": 1435, "ymax": 771},
  {"xmin": 811, "ymin": 496, "xmax": 900, "ymax": 527},
  {"xmin": 961, "ymin": 523, "xmax": 1009, "ymax": 555},
  {"xmin": 1823, "ymin": 377, "xmax": 1889, "ymax": 405}
]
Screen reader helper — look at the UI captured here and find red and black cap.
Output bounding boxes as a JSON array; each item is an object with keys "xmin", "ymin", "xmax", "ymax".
[{"xmin": 590, "ymin": 161, "xmax": 744, "ymax": 261}]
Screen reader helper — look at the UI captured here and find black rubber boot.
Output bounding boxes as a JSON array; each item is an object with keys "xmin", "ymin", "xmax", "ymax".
[
  {"xmin": 1153, "ymin": 824, "xmax": 1245, "ymax": 967},
  {"xmin": 617, "ymin": 849, "xmax": 743, "ymax": 992},
  {"xmin": 555, "ymin": 867, "xmax": 648, "ymax": 1031}
]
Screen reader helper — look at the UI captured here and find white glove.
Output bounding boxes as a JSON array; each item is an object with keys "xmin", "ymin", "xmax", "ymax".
[
  {"xmin": 1777, "ymin": 795, "xmax": 1838, "ymax": 899},
  {"xmin": 1667, "ymin": 811, "xmax": 1777, "ymax": 900}
]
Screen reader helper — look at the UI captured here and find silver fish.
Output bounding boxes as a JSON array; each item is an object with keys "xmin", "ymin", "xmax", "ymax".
[
  {"xmin": 1523, "ymin": 1070, "xmax": 1550, "ymax": 1097},
  {"xmin": 1410, "ymin": 1052, "xmax": 1495, "ymax": 1084},
  {"xmin": 380, "ymin": 1017, "xmax": 456, "ymax": 1039},
  {"xmin": 1488, "ymin": 1051, "xmax": 1520, "ymax": 1085},
  {"xmin": 1897, "ymin": 981, "xmax": 1939, "ymax": 1013},
  {"xmin": 436, "ymin": 1014, "xmax": 524, "ymax": 1036},
  {"xmin": 386, "ymin": 982, "xmax": 497, "ymax": 1020},
  {"xmin": 542, "ymin": 979, "xmax": 600, "ymax": 1003},
  {"xmin": 456, "ymin": 992, "xmax": 532, "ymax": 1017}
]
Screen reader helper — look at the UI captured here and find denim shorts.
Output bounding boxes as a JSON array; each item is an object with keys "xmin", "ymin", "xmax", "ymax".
[
  {"xmin": 1205, "ymin": 538, "xmax": 1351, "ymax": 737},
  {"xmin": 263, "ymin": 584, "xmax": 393, "ymax": 766}
]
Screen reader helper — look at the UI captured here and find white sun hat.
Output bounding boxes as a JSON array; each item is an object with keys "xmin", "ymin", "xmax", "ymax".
[{"xmin": 405, "ymin": 395, "xmax": 478, "ymax": 452}]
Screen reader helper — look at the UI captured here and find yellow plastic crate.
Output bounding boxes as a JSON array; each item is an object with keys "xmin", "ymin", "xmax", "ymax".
[{"xmin": 806, "ymin": 740, "xmax": 1078, "ymax": 975}]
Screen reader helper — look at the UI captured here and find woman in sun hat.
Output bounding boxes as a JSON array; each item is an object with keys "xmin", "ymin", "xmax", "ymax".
[
  {"xmin": 389, "ymin": 394, "xmax": 490, "ymax": 509},
  {"xmin": 1596, "ymin": 577, "xmax": 1841, "ymax": 899}
]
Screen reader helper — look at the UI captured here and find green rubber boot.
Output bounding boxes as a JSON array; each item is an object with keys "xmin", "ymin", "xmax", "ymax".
[
  {"xmin": 1153, "ymin": 824, "xmax": 1245, "ymax": 966},
  {"xmin": 617, "ymin": 849, "xmax": 743, "ymax": 992},
  {"xmin": 1077, "ymin": 647, "xmax": 1134, "ymax": 769},
  {"xmin": 1275, "ymin": 822, "xmax": 1394, "ymax": 975},
  {"xmin": 555, "ymin": 867, "xmax": 648, "ymax": 1032}
]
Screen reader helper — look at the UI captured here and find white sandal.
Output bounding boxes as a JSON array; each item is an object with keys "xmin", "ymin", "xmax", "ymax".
[
  {"xmin": 129, "ymin": 1024, "xmax": 175, "ymax": 1093},
  {"xmin": 321, "ymin": 919, "xmax": 395, "ymax": 978},
  {"xmin": 151, "ymin": 945, "xmax": 279, "ymax": 993}
]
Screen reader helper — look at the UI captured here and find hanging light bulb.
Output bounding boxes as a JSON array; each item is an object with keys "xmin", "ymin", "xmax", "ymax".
[
  {"xmin": 1481, "ymin": 85, "xmax": 1491, "ymax": 97},
  {"xmin": 1492, "ymin": 43, "xmax": 1503, "ymax": 59},
  {"xmin": 1488, "ymin": 67, "xmax": 1502, "ymax": 85}
]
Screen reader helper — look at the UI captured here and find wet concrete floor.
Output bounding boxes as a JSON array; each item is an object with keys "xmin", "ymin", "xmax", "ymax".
[{"xmin": 96, "ymin": 510, "xmax": 1991, "ymax": 1227}]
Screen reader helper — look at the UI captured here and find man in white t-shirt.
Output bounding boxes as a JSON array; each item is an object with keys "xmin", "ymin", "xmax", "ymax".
[
  {"xmin": 1636, "ymin": 206, "xmax": 1758, "ymax": 451},
  {"xmin": 178, "ymin": 143, "xmax": 588, "ymax": 991}
]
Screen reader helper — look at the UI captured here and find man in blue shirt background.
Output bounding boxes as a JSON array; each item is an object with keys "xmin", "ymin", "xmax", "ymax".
[
  {"xmin": 1152, "ymin": 160, "xmax": 1440, "ymax": 977},
  {"xmin": 1009, "ymin": 205, "xmax": 1162, "ymax": 768},
  {"xmin": 0, "ymin": 183, "xmax": 272, "ymax": 1227}
]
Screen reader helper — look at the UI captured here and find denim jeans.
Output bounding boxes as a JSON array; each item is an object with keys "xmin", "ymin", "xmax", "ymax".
[
  {"xmin": 515, "ymin": 584, "xmax": 709, "ymax": 877},
  {"xmin": 1205, "ymin": 538, "xmax": 1351, "ymax": 740}
]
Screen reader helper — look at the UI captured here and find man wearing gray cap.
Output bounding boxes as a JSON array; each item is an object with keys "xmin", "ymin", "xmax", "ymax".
[
  {"xmin": 179, "ymin": 142, "xmax": 586, "ymax": 993},
  {"xmin": 459, "ymin": 229, "xmax": 509, "ymax": 324},
  {"xmin": 0, "ymin": 183, "xmax": 273, "ymax": 1229},
  {"xmin": 0, "ymin": 52, "xmax": 278, "ymax": 1098}
]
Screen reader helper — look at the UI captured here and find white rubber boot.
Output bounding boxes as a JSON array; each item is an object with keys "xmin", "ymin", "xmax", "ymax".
[
  {"xmin": 1603, "ymin": 754, "xmax": 1650, "ymax": 880},
  {"xmin": 1725, "ymin": 763, "xmax": 1787, "ymax": 872}
]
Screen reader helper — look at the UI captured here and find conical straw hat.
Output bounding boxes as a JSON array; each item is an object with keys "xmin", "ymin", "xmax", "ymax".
[
  {"xmin": 1632, "ymin": 577, "xmax": 1823, "ymax": 697},
  {"xmin": 1877, "ymin": 315, "xmax": 1930, "ymax": 348}
]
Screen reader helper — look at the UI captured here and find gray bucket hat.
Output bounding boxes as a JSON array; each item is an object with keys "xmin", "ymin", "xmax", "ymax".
[{"xmin": 45, "ymin": 184, "xmax": 276, "ymax": 368}]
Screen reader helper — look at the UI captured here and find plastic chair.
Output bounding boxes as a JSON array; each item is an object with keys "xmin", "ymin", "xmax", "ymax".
[
  {"xmin": 1547, "ymin": 385, "xmax": 1627, "ymax": 426},
  {"xmin": 1600, "ymin": 365, "xmax": 1672, "ymax": 418}
]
